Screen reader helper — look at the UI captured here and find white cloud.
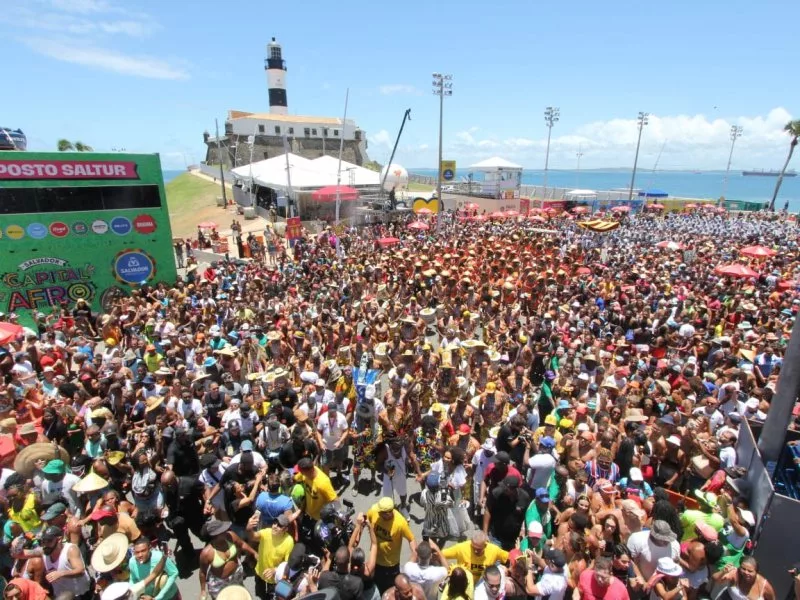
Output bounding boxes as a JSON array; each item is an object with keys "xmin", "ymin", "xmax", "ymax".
[
  {"xmin": 369, "ymin": 129, "xmax": 392, "ymax": 147},
  {"xmin": 379, "ymin": 84, "xmax": 422, "ymax": 96},
  {"xmin": 438, "ymin": 108, "xmax": 796, "ymax": 169},
  {"xmin": 24, "ymin": 38, "xmax": 189, "ymax": 80}
]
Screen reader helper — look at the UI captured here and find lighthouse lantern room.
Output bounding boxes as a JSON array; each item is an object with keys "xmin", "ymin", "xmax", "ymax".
[{"xmin": 265, "ymin": 37, "xmax": 288, "ymax": 115}]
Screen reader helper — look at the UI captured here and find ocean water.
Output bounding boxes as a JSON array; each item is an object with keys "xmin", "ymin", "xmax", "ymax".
[
  {"xmin": 163, "ymin": 170, "xmax": 183, "ymax": 183},
  {"xmin": 411, "ymin": 168, "xmax": 800, "ymax": 210}
]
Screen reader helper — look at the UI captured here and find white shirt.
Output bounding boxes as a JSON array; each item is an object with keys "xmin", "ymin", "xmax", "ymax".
[
  {"xmin": 430, "ymin": 460, "xmax": 467, "ymax": 490},
  {"xmin": 472, "ymin": 449, "xmax": 494, "ymax": 488},
  {"xmin": 535, "ymin": 567, "xmax": 568, "ymax": 600},
  {"xmin": 474, "ymin": 571, "xmax": 506, "ymax": 600},
  {"xmin": 402, "ymin": 562, "xmax": 448, "ymax": 600},
  {"xmin": 177, "ymin": 398, "xmax": 204, "ymax": 417},
  {"xmin": 527, "ymin": 453, "xmax": 557, "ymax": 490},
  {"xmin": 221, "ymin": 408, "xmax": 242, "ymax": 430},
  {"xmin": 627, "ymin": 530, "xmax": 680, "ymax": 580},
  {"xmin": 693, "ymin": 407, "xmax": 724, "ymax": 433},
  {"xmin": 719, "ymin": 446, "xmax": 737, "ymax": 469},
  {"xmin": 317, "ymin": 412, "xmax": 349, "ymax": 450}
]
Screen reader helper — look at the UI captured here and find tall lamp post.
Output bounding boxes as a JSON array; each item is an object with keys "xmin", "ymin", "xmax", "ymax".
[
  {"xmin": 433, "ymin": 73, "xmax": 452, "ymax": 232},
  {"xmin": 576, "ymin": 144, "xmax": 584, "ymax": 188},
  {"xmin": 627, "ymin": 111, "xmax": 649, "ymax": 202},
  {"xmin": 721, "ymin": 125, "xmax": 743, "ymax": 204},
  {"xmin": 542, "ymin": 106, "xmax": 559, "ymax": 206}
]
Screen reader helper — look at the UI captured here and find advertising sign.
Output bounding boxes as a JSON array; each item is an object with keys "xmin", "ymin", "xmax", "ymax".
[
  {"xmin": 440, "ymin": 160, "xmax": 456, "ymax": 182},
  {"xmin": 285, "ymin": 217, "xmax": 302, "ymax": 241},
  {"xmin": 0, "ymin": 152, "xmax": 176, "ymax": 326}
]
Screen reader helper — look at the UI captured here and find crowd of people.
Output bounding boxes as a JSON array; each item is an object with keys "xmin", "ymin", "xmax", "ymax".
[{"xmin": 0, "ymin": 207, "xmax": 798, "ymax": 600}]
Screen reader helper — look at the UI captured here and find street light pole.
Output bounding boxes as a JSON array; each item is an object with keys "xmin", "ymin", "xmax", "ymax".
[
  {"xmin": 721, "ymin": 125, "xmax": 743, "ymax": 204},
  {"xmin": 433, "ymin": 73, "xmax": 452, "ymax": 233},
  {"xmin": 542, "ymin": 106, "xmax": 559, "ymax": 207},
  {"xmin": 576, "ymin": 144, "xmax": 584, "ymax": 188},
  {"xmin": 627, "ymin": 111, "xmax": 649, "ymax": 202}
]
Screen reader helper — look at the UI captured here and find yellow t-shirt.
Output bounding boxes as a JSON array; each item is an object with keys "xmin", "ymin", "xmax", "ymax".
[
  {"xmin": 8, "ymin": 493, "xmax": 41, "ymax": 533},
  {"xmin": 255, "ymin": 528, "xmax": 295, "ymax": 583},
  {"xmin": 442, "ymin": 540, "xmax": 509, "ymax": 582},
  {"xmin": 295, "ymin": 467, "xmax": 337, "ymax": 520},
  {"xmin": 366, "ymin": 507, "xmax": 414, "ymax": 567}
]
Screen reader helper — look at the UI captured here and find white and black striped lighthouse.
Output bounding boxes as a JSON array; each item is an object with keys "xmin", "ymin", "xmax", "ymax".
[{"xmin": 265, "ymin": 37, "xmax": 288, "ymax": 115}]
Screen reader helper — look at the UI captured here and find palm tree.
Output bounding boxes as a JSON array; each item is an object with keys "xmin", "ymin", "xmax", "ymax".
[
  {"xmin": 57, "ymin": 139, "xmax": 74, "ymax": 152},
  {"xmin": 74, "ymin": 141, "xmax": 93, "ymax": 152},
  {"xmin": 769, "ymin": 120, "xmax": 800, "ymax": 211}
]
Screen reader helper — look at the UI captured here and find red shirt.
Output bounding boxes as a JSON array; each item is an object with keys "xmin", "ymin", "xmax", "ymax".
[
  {"xmin": 483, "ymin": 462, "xmax": 523, "ymax": 488},
  {"xmin": 578, "ymin": 570, "xmax": 630, "ymax": 600}
]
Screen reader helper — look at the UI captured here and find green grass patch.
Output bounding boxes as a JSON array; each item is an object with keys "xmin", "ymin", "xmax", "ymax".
[
  {"xmin": 408, "ymin": 182, "xmax": 434, "ymax": 191},
  {"xmin": 165, "ymin": 172, "xmax": 222, "ymax": 210}
]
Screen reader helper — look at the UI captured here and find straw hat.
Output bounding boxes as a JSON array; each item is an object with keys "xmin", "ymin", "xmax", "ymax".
[
  {"xmin": 193, "ymin": 372, "xmax": 210, "ymax": 383},
  {"xmin": 14, "ymin": 443, "xmax": 70, "ymax": 477},
  {"xmin": 0, "ymin": 418, "xmax": 17, "ymax": 434},
  {"xmin": 216, "ymin": 347, "xmax": 238, "ymax": 358},
  {"xmin": 217, "ymin": 586, "xmax": 252, "ymax": 600},
  {"xmin": 91, "ymin": 533, "xmax": 130, "ymax": 573},
  {"xmin": 73, "ymin": 472, "xmax": 110, "ymax": 493},
  {"xmin": 145, "ymin": 396, "xmax": 165, "ymax": 413},
  {"xmin": 106, "ymin": 451, "xmax": 126, "ymax": 466}
]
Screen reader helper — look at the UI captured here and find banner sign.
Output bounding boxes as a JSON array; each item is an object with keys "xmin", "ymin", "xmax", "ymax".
[
  {"xmin": 285, "ymin": 217, "xmax": 302, "ymax": 241},
  {"xmin": 0, "ymin": 160, "xmax": 139, "ymax": 180},
  {"xmin": 440, "ymin": 160, "xmax": 456, "ymax": 181}
]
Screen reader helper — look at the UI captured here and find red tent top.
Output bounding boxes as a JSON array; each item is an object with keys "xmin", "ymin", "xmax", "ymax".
[
  {"xmin": 0, "ymin": 322, "xmax": 23, "ymax": 345},
  {"xmin": 407, "ymin": 221, "xmax": 430, "ymax": 231},
  {"xmin": 377, "ymin": 237, "xmax": 400, "ymax": 247},
  {"xmin": 715, "ymin": 264, "xmax": 759, "ymax": 278},
  {"xmin": 311, "ymin": 185, "xmax": 359, "ymax": 202},
  {"xmin": 740, "ymin": 245, "xmax": 777, "ymax": 258}
]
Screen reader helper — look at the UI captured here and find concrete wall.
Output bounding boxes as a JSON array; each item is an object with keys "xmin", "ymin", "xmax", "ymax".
[
  {"xmin": 230, "ymin": 116, "xmax": 359, "ymax": 140},
  {"xmin": 205, "ymin": 136, "xmax": 368, "ymax": 167}
]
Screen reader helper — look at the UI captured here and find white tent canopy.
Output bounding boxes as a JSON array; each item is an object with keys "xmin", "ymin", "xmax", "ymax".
[
  {"xmin": 469, "ymin": 157, "xmax": 523, "ymax": 170},
  {"xmin": 231, "ymin": 153, "xmax": 380, "ymax": 191}
]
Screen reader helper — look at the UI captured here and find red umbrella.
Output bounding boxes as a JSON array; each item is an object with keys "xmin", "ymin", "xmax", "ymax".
[
  {"xmin": 489, "ymin": 211, "xmax": 507, "ymax": 219},
  {"xmin": 685, "ymin": 203, "xmax": 698, "ymax": 209},
  {"xmin": 576, "ymin": 266, "xmax": 592, "ymax": 275},
  {"xmin": 778, "ymin": 280, "xmax": 798, "ymax": 291},
  {"xmin": 572, "ymin": 206, "xmax": 590, "ymax": 214},
  {"xmin": 740, "ymin": 245, "xmax": 777, "ymax": 259},
  {"xmin": 544, "ymin": 207, "xmax": 558, "ymax": 214},
  {"xmin": 611, "ymin": 205, "xmax": 631, "ymax": 213},
  {"xmin": 701, "ymin": 203, "xmax": 717, "ymax": 210},
  {"xmin": 311, "ymin": 185, "xmax": 359, "ymax": 202},
  {"xmin": 377, "ymin": 237, "xmax": 400, "ymax": 247},
  {"xmin": 715, "ymin": 264, "xmax": 759, "ymax": 278},
  {"xmin": 656, "ymin": 241, "xmax": 685, "ymax": 251},
  {"xmin": 407, "ymin": 221, "xmax": 430, "ymax": 231},
  {"xmin": 415, "ymin": 207, "xmax": 433, "ymax": 215},
  {"xmin": 504, "ymin": 209, "xmax": 520, "ymax": 218},
  {"xmin": 0, "ymin": 322, "xmax": 23, "ymax": 345},
  {"xmin": 197, "ymin": 221, "xmax": 218, "ymax": 229},
  {"xmin": 464, "ymin": 202, "xmax": 480, "ymax": 210},
  {"xmin": 528, "ymin": 215, "xmax": 547, "ymax": 223},
  {"xmin": 647, "ymin": 203, "xmax": 665, "ymax": 210},
  {"xmin": 470, "ymin": 214, "xmax": 487, "ymax": 222}
]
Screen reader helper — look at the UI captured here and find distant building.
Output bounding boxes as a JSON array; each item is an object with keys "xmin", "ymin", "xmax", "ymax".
[{"xmin": 204, "ymin": 38, "xmax": 369, "ymax": 167}]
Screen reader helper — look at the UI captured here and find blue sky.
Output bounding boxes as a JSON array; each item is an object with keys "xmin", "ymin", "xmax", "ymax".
[{"xmin": 4, "ymin": 0, "xmax": 798, "ymax": 171}]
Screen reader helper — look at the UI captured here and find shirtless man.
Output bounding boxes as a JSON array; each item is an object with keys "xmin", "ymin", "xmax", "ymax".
[{"xmin": 382, "ymin": 573, "xmax": 427, "ymax": 600}]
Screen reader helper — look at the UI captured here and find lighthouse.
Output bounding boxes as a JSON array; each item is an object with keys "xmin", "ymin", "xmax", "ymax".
[{"xmin": 265, "ymin": 37, "xmax": 288, "ymax": 115}]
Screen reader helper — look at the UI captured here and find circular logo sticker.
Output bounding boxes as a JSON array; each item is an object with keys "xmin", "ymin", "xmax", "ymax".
[
  {"xmin": 110, "ymin": 217, "xmax": 132, "ymax": 236},
  {"xmin": 113, "ymin": 249, "xmax": 155, "ymax": 285},
  {"xmin": 27, "ymin": 223, "xmax": 48, "ymax": 240},
  {"xmin": 5, "ymin": 225, "xmax": 24, "ymax": 240},
  {"xmin": 49, "ymin": 222, "xmax": 69, "ymax": 238},
  {"xmin": 72, "ymin": 221, "xmax": 88, "ymax": 236},
  {"xmin": 133, "ymin": 214, "xmax": 157, "ymax": 234},
  {"xmin": 91, "ymin": 219, "xmax": 109, "ymax": 235}
]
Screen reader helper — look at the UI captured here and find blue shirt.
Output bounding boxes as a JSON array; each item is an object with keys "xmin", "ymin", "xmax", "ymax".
[{"xmin": 255, "ymin": 492, "xmax": 294, "ymax": 527}]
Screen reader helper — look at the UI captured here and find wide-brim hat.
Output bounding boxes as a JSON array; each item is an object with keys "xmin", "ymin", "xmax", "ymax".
[
  {"xmin": 193, "ymin": 372, "xmax": 210, "ymax": 383},
  {"xmin": 624, "ymin": 408, "xmax": 648, "ymax": 423},
  {"xmin": 91, "ymin": 533, "xmax": 130, "ymax": 573},
  {"xmin": 73, "ymin": 472, "xmax": 110, "ymax": 493},
  {"xmin": 217, "ymin": 586, "xmax": 252, "ymax": 600},
  {"xmin": 216, "ymin": 347, "xmax": 238, "ymax": 358},
  {"xmin": 145, "ymin": 396, "xmax": 165, "ymax": 413},
  {"xmin": 656, "ymin": 557, "xmax": 683, "ymax": 577},
  {"xmin": 14, "ymin": 443, "xmax": 70, "ymax": 478},
  {"xmin": 356, "ymin": 403, "xmax": 374, "ymax": 420}
]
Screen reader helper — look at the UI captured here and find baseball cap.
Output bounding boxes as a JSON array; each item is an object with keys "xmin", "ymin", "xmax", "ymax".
[
  {"xmin": 240, "ymin": 440, "xmax": 254, "ymax": 452},
  {"xmin": 377, "ymin": 497, "xmax": 395, "ymax": 512},
  {"xmin": 42, "ymin": 502, "xmax": 68, "ymax": 521},
  {"xmin": 535, "ymin": 487, "xmax": 551, "ymax": 502},
  {"xmin": 544, "ymin": 548, "xmax": 567, "ymax": 568},
  {"xmin": 527, "ymin": 521, "xmax": 544, "ymax": 537},
  {"xmin": 458, "ymin": 424, "xmax": 471, "ymax": 434},
  {"xmin": 539, "ymin": 436, "xmax": 556, "ymax": 449}
]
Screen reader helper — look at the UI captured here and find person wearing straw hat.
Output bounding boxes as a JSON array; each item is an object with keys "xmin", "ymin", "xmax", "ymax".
[{"xmin": 92, "ymin": 533, "xmax": 131, "ymax": 592}]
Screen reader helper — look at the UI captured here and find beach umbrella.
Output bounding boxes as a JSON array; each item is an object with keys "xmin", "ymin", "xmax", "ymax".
[
  {"xmin": 701, "ymin": 203, "xmax": 717, "ymax": 210},
  {"xmin": 470, "ymin": 214, "xmax": 487, "ymax": 222},
  {"xmin": 685, "ymin": 203, "xmax": 698, "ymax": 209},
  {"xmin": 377, "ymin": 237, "xmax": 400, "ymax": 248},
  {"xmin": 489, "ymin": 211, "xmax": 507, "ymax": 219},
  {"xmin": 197, "ymin": 221, "xmax": 218, "ymax": 229},
  {"xmin": 544, "ymin": 207, "xmax": 559, "ymax": 214},
  {"xmin": 778, "ymin": 280, "xmax": 798, "ymax": 291},
  {"xmin": 740, "ymin": 245, "xmax": 777, "ymax": 259},
  {"xmin": 572, "ymin": 206, "xmax": 590, "ymax": 214},
  {"xmin": 504, "ymin": 209, "xmax": 520, "ymax": 218},
  {"xmin": 647, "ymin": 203, "xmax": 666, "ymax": 210},
  {"xmin": 311, "ymin": 185, "xmax": 359, "ymax": 202},
  {"xmin": 0, "ymin": 322, "xmax": 23, "ymax": 345},
  {"xmin": 464, "ymin": 202, "xmax": 480, "ymax": 211},
  {"xmin": 576, "ymin": 266, "xmax": 592, "ymax": 275},
  {"xmin": 415, "ymin": 207, "xmax": 433, "ymax": 215},
  {"xmin": 407, "ymin": 221, "xmax": 429, "ymax": 231},
  {"xmin": 611, "ymin": 205, "xmax": 631, "ymax": 213},
  {"xmin": 656, "ymin": 241, "xmax": 685, "ymax": 251},
  {"xmin": 715, "ymin": 264, "xmax": 759, "ymax": 278},
  {"xmin": 528, "ymin": 215, "xmax": 547, "ymax": 223}
]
